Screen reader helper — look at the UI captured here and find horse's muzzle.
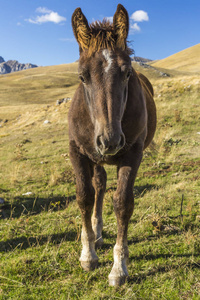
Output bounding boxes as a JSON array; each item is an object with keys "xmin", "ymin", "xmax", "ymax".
[{"xmin": 96, "ymin": 133, "xmax": 125, "ymax": 156}]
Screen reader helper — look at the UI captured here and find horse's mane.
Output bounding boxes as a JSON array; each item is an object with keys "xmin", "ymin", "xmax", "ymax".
[{"xmin": 86, "ymin": 19, "xmax": 133, "ymax": 56}]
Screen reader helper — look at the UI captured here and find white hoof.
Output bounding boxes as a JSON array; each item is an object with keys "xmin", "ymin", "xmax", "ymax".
[
  {"xmin": 80, "ymin": 258, "xmax": 99, "ymax": 271},
  {"xmin": 108, "ymin": 274, "xmax": 128, "ymax": 286},
  {"xmin": 108, "ymin": 259, "xmax": 129, "ymax": 286},
  {"xmin": 80, "ymin": 248, "xmax": 99, "ymax": 271}
]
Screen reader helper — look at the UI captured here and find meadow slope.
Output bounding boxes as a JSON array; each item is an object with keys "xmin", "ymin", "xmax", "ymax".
[
  {"xmin": 0, "ymin": 62, "xmax": 200, "ymax": 299},
  {"xmin": 151, "ymin": 43, "xmax": 200, "ymax": 73}
]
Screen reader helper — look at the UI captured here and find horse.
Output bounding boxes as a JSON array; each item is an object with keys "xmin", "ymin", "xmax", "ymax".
[{"xmin": 68, "ymin": 4, "xmax": 157, "ymax": 286}]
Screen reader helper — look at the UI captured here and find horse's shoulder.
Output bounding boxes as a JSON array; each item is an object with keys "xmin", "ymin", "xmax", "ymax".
[{"xmin": 135, "ymin": 71, "xmax": 154, "ymax": 97}]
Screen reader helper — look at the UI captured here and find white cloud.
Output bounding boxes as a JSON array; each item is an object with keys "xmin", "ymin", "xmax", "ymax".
[
  {"xmin": 131, "ymin": 10, "xmax": 149, "ymax": 22},
  {"xmin": 36, "ymin": 7, "xmax": 52, "ymax": 14},
  {"xmin": 130, "ymin": 23, "xmax": 141, "ymax": 33},
  {"xmin": 129, "ymin": 10, "xmax": 149, "ymax": 35},
  {"xmin": 26, "ymin": 7, "xmax": 66, "ymax": 24}
]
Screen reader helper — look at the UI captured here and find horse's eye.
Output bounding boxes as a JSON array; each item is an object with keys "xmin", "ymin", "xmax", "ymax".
[{"xmin": 79, "ymin": 75, "xmax": 85, "ymax": 83}]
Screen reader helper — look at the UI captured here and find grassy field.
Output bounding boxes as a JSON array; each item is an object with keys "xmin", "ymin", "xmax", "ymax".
[{"xmin": 0, "ymin": 62, "xmax": 200, "ymax": 299}]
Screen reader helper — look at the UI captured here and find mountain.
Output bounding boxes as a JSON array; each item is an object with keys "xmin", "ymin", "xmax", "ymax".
[
  {"xmin": 132, "ymin": 56, "xmax": 152, "ymax": 63},
  {"xmin": 0, "ymin": 57, "xmax": 38, "ymax": 74},
  {"xmin": 151, "ymin": 44, "xmax": 200, "ymax": 72},
  {"xmin": 0, "ymin": 56, "xmax": 5, "ymax": 63}
]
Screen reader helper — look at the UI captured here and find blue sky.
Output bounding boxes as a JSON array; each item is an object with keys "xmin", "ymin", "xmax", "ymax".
[{"xmin": 1, "ymin": 0, "xmax": 199, "ymax": 66}]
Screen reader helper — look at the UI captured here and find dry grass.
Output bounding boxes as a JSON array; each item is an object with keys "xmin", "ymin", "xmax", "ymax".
[
  {"xmin": 151, "ymin": 43, "xmax": 200, "ymax": 73},
  {"xmin": 0, "ymin": 62, "xmax": 79, "ymax": 121}
]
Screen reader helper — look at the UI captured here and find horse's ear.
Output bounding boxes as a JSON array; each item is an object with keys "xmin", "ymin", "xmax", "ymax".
[
  {"xmin": 72, "ymin": 8, "xmax": 91, "ymax": 50},
  {"xmin": 113, "ymin": 4, "xmax": 129, "ymax": 50}
]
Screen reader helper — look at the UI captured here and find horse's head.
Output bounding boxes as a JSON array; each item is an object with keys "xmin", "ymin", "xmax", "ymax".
[{"xmin": 72, "ymin": 4, "xmax": 133, "ymax": 156}]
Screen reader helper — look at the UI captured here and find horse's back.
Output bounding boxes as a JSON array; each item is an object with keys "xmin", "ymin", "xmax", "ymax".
[{"xmin": 137, "ymin": 72, "xmax": 157, "ymax": 149}]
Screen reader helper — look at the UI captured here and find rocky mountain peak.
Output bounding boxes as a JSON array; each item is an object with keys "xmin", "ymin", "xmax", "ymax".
[
  {"xmin": 0, "ymin": 57, "xmax": 38, "ymax": 74},
  {"xmin": 132, "ymin": 56, "xmax": 152, "ymax": 63},
  {"xmin": 0, "ymin": 56, "xmax": 5, "ymax": 63}
]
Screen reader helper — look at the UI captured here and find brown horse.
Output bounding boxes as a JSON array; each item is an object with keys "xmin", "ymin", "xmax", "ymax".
[{"xmin": 69, "ymin": 4, "xmax": 156, "ymax": 286}]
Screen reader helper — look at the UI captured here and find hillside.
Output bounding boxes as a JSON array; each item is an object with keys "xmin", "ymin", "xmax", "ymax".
[
  {"xmin": 0, "ymin": 62, "xmax": 79, "ymax": 119},
  {"xmin": 151, "ymin": 43, "xmax": 200, "ymax": 73},
  {"xmin": 0, "ymin": 61, "xmax": 173, "ymax": 120},
  {"xmin": 0, "ymin": 57, "xmax": 200, "ymax": 299}
]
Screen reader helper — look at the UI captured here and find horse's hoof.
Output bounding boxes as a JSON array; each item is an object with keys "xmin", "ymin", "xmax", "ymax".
[
  {"xmin": 80, "ymin": 259, "xmax": 98, "ymax": 271},
  {"xmin": 108, "ymin": 275, "xmax": 128, "ymax": 286},
  {"xmin": 95, "ymin": 237, "xmax": 104, "ymax": 249}
]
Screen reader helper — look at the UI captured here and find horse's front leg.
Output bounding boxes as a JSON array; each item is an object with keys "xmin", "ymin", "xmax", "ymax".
[
  {"xmin": 69, "ymin": 143, "xmax": 98, "ymax": 271},
  {"xmin": 108, "ymin": 143, "xmax": 143, "ymax": 286},
  {"xmin": 92, "ymin": 165, "xmax": 107, "ymax": 248}
]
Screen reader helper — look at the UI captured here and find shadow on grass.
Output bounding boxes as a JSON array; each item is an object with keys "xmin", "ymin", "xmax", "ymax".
[
  {"xmin": 128, "ymin": 258, "xmax": 200, "ymax": 284},
  {"xmin": 134, "ymin": 183, "xmax": 159, "ymax": 198},
  {"xmin": 0, "ymin": 195, "xmax": 76, "ymax": 219},
  {"xmin": 0, "ymin": 230, "xmax": 78, "ymax": 253},
  {"xmin": 0, "ymin": 230, "xmax": 114, "ymax": 254},
  {"xmin": 130, "ymin": 252, "xmax": 200, "ymax": 262},
  {"xmin": 128, "ymin": 230, "xmax": 182, "ymax": 246},
  {"xmin": 1, "ymin": 182, "xmax": 159, "ymax": 220},
  {"xmin": 107, "ymin": 183, "xmax": 158, "ymax": 198}
]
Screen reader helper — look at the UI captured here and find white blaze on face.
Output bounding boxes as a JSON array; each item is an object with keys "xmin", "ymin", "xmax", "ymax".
[{"xmin": 102, "ymin": 49, "xmax": 113, "ymax": 73}]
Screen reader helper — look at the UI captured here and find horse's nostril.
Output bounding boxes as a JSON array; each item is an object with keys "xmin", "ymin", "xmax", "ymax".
[
  {"xmin": 96, "ymin": 133, "xmax": 125, "ymax": 155},
  {"xmin": 96, "ymin": 135, "xmax": 108, "ymax": 150},
  {"xmin": 96, "ymin": 135, "xmax": 102, "ymax": 149}
]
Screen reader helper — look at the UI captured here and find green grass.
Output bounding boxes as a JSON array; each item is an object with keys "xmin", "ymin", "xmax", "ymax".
[{"xmin": 0, "ymin": 65, "xmax": 200, "ymax": 299}]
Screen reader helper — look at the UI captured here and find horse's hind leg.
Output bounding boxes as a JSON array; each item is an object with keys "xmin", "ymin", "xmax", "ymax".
[
  {"xmin": 69, "ymin": 142, "xmax": 98, "ymax": 271},
  {"xmin": 108, "ymin": 143, "xmax": 143, "ymax": 286},
  {"xmin": 92, "ymin": 165, "xmax": 107, "ymax": 248}
]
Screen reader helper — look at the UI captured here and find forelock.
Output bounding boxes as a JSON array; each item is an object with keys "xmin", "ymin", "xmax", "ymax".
[{"xmin": 85, "ymin": 19, "xmax": 133, "ymax": 56}]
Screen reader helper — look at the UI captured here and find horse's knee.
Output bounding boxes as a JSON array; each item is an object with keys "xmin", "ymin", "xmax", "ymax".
[
  {"xmin": 93, "ymin": 166, "xmax": 107, "ymax": 191},
  {"xmin": 113, "ymin": 191, "xmax": 134, "ymax": 221},
  {"xmin": 76, "ymin": 181, "xmax": 95, "ymax": 212}
]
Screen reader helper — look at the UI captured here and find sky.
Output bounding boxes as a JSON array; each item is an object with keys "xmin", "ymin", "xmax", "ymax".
[{"xmin": 0, "ymin": 0, "xmax": 200, "ymax": 66}]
